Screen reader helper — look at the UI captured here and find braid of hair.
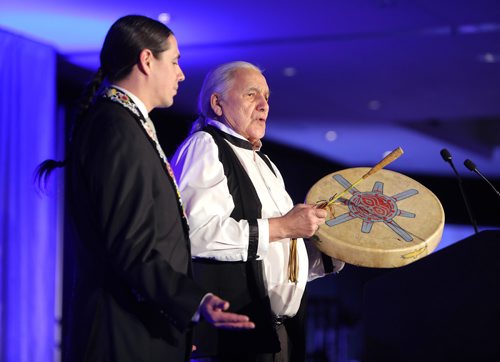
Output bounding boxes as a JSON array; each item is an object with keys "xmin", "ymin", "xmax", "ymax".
[
  {"xmin": 33, "ymin": 159, "xmax": 67, "ymax": 191},
  {"xmin": 71, "ymin": 68, "xmax": 105, "ymax": 140},
  {"xmin": 34, "ymin": 68, "xmax": 105, "ymax": 192}
]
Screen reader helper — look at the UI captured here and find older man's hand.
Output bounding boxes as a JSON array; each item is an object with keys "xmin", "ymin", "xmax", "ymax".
[{"xmin": 269, "ymin": 203, "xmax": 327, "ymax": 241}]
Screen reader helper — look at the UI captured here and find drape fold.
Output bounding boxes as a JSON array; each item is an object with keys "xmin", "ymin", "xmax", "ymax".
[{"xmin": 0, "ymin": 28, "xmax": 62, "ymax": 362}]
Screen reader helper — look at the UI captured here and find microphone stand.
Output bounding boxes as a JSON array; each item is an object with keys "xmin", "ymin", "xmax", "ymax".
[
  {"xmin": 440, "ymin": 149, "xmax": 479, "ymax": 234},
  {"xmin": 464, "ymin": 159, "xmax": 500, "ymax": 198}
]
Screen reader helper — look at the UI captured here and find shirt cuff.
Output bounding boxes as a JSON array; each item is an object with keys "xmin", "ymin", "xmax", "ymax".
[
  {"xmin": 306, "ymin": 240, "xmax": 345, "ymax": 281},
  {"xmin": 192, "ymin": 293, "xmax": 213, "ymax": 322},
  {"xmin": 256, "ymin": 218, "xmax": 269, "ymax": 260}
]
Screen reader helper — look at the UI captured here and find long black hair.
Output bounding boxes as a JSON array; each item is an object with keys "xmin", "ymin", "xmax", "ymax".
[{"xmin": 35, "ymin": 15, "xmax": 173, "ymax": 189}]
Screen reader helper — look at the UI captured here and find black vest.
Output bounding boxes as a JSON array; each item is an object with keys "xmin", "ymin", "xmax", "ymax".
[{"xmin": 191, "ymin": 126, "xmax": 280, "ymax": 357}]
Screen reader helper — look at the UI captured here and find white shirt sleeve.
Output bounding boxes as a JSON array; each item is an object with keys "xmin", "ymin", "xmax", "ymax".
[
  {"xmin": 305, "ymin": 238, "xmax": 345, "ymax": 281},
  {"xmin": 171, "ymin": 132, "xmax": 270, "ymax": 262}
]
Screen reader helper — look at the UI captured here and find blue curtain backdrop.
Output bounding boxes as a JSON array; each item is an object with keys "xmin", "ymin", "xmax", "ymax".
[{"xmin": 0, "ymin": 29, "xmax": 63, "ymax": 361}]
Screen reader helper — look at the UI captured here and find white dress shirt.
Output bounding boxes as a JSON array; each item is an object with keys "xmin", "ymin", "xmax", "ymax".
[{"xmin": 172, "ymin": 119, "xmax": 342, "ymax": 317}]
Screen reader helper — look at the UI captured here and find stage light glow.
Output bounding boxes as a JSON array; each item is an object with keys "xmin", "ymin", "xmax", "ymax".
[
  {"xmin": 368, "ymin": 100, "xmax": 381, "ymax": 110},
  {"xmin": 283, "ymin": 67, "xmax": 296, "ymax": 77},
  {"xmin": 325, "ymin": 130, "xmax": 337, "ymax": 142},
  {"xmin": 158, "ymin": 13, "xmax": 171, "ymax": 24},
  {"xmin": 0, "ymin": 10, "xmax": 110, "ymax": 52}
]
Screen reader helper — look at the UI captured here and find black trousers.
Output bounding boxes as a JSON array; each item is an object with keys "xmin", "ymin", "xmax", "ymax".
[{"xmin": 192, "ymin": 293, "xmax": 308, "ymax": 362}]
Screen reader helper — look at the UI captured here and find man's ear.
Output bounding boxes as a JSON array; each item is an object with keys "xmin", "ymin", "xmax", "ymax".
[
  {"xmin": 138, "ymin": 49, "xmax": 154, "ymax": 74},
  {"xmin": 210, "ymin": 94, "xmax": 223, "ymax": 116}
]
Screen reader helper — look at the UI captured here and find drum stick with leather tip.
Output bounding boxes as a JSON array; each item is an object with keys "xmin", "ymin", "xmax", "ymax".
[
  {"xmin": 362, "ymin": 147, "xmax": 404, "ymax": 179},
  {"xmin": 320, "ymin": 147, "xmax": 404, "ymax": 208}
]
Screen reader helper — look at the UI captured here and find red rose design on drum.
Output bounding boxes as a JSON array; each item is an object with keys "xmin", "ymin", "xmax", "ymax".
[{"xmin": 326, "ymin": 175, "xmax": 418, "ymax": 242}]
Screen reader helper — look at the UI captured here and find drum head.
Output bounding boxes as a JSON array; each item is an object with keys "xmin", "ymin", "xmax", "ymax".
[{"xmin": 306, "ymin": 168, "xmax": 445, "ymax": 268}]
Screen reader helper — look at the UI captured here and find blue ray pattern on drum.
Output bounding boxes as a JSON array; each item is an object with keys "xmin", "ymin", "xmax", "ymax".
[{"xmin": 325, "ymin": 175, "xmax": 419, "ymax": 242}]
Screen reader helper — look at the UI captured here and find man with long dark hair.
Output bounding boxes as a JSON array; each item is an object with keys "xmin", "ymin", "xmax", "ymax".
[{"xmin": 36, "ymin": 15, "xmax": 253, "ymax": 362}]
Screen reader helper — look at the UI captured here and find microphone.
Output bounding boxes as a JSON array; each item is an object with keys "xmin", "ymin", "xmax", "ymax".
[
  {"xmin": 440, "ymin": 149, "xmax": 479, "ymax": 234},
  {"xmin": 464, "ymin": 159, "xmax": 500, "ymax": 197}
]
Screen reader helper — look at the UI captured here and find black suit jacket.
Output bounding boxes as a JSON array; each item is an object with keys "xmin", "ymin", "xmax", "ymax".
[{"xmin": 65, "ymin": 98, "xmax": 206, "ymax": 362}]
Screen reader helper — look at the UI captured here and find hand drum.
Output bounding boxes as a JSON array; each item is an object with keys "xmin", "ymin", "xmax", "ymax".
[{"xmin": 306, "ymin": 168, "xmax": 444, "ymax": 268}]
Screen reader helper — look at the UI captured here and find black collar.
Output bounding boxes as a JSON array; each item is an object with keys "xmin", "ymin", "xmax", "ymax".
[{"xmin": 204, "ymin": 125, "xmax": 254, "ymax": 150}]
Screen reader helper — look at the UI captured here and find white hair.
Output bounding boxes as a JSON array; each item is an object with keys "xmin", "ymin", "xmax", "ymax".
[{"xmin": 191, "ymin": 61, "xmax": 262, "ymax": 133}]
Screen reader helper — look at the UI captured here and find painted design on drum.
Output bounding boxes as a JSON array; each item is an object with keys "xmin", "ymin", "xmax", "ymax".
[{"xmin": 326, "ymin": 175, "xmax": 419, "ymax": 241}]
